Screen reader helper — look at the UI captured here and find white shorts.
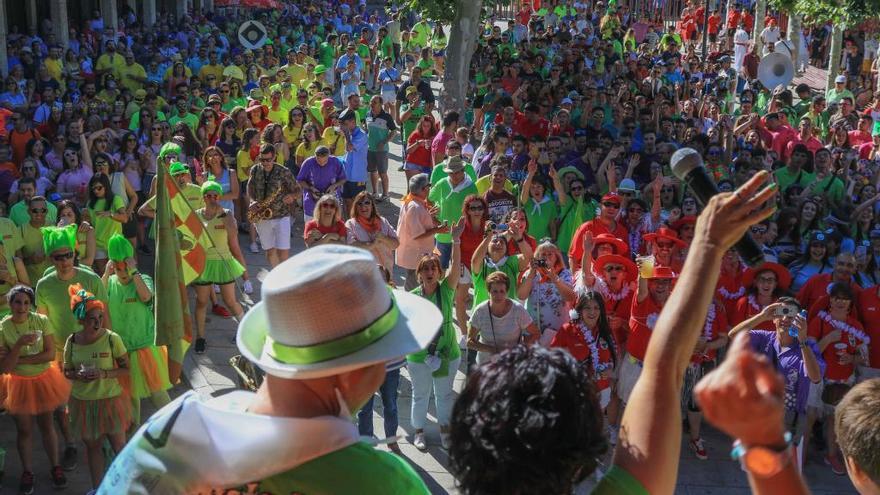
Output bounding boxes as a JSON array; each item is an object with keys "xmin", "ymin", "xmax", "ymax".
[
  {"xmin": 458, "ymin": 265, "xmax": 471, "ymax": 285},
  {"xmin": 255, "ymin": 217, "xmax": 291, "ymax": 251},
  {"xmin": 806, "ymin": 380, "xmax": 825, "ymax": 416},
  {"xmin": 381, "ymin": 90, "xmax": 396, "ymax": 105},
  {"xmin": 616, "ymin": 353, "xmax": 643, "ymax": 404}
]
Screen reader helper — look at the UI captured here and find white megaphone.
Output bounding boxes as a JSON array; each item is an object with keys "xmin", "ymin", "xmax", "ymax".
[{"xmin": 757, "ymin": 52, "xmax": 794, "ymax": 91}]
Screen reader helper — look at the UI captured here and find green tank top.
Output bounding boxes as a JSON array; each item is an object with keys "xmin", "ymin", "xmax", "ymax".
[{"xmin": 199, "ymin": 208, "xmax": 232, "ymax": 262}]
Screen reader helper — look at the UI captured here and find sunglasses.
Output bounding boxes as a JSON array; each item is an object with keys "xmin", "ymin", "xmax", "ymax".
[
  {"xmin": 52, "ymin": 251, "xmax": 75, "ymax": 261},
  {"xmin": 602, "ymin": 202, "xmax": 620, "ymax": 209},
  {"xmin": 604, "ymin": 265, "xmax": 624, "ymax": 272},
  {"xmin": 656, "ymin": 241, "xmax": 675, "ymax": 248},
  {"xmin": 468, "ymin": 205, "xmax": 484, "ymax": 211},
  {"xmin": 30, "ymin": 208, "xmax": 48, "ymax": 214}
]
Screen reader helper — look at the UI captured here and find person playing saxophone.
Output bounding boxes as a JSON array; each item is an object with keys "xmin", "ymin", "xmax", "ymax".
[{"xmin": 247, "ymin": 143, "xmax": 299, "ymax": 267}]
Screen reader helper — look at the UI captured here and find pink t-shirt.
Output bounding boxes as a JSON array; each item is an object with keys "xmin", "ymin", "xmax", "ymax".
[
  {"xmin": 431, "ymin": 131, "xmax": 454, "ymax": 163},
  {"xmin": 395, "ymin": 199, "xmax": 436, "ymax": 270}
]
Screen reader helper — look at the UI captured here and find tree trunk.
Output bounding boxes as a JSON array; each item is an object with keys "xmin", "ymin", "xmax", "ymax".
[
  {"xmin": 441, "ymin": 0, "xmax": 483, "ymax": 116},
  {"xmin": 825, "ymin": 23, "xmax": 844, "ymax": 92},
  {"xmin": 752, "ymin": 0, "xmax": 767, "ymax": 57},
  {"xmin": 788, "ymin": 14, "xmax": 801, "ymax": 73}
]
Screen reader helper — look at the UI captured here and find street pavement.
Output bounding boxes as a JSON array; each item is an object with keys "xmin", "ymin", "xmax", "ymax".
[{"xmin": 0, "ymin": 80, "xmax": 858, "ymax": 494}]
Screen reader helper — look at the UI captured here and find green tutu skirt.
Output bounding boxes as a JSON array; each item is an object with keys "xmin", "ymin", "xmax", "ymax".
[
  {"xmin": 194, "ymin": 258, "xmax": 246, "ymax": 285},
  {"xmin": 119, "ymin": 346, "xmax": 172, "ymax": 399}
]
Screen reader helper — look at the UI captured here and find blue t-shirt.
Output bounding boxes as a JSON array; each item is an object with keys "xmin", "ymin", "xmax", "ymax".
[{"xmin": 343, "ymin": 128, "xmax": 369, "ymax": 183}]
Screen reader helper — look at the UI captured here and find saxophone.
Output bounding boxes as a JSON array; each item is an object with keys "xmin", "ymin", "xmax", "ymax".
[{"xmin": 247, "ymin": 187, "xmax": 282, "ymax": 223}]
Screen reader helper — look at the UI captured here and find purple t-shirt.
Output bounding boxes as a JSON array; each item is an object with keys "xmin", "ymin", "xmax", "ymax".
[
  {"xmin": 749, "ymin": 330, "xmax": 825, "ymax": 414},
  {"xmin": 56, "ymin": 166, "xmax": 94, "ymax": 198},
  {"xmin": 296, "ymin": 156, "xmax": 346, "ymax": 214}
]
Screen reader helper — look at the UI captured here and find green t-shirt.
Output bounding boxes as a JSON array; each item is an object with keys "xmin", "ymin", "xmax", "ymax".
[
  {"xmin": 365, "ymin": 111, "xmax": 397, "ymax": 152},
  {"xmin": 524, "ymin": 196, "xmax": 559, "ymax": 241},
  {"xmin": 773, "ymin": 166, "xmax": 815, "ymax": 194},
  {"xmin": 472, "ymin": 256, "xmax": 521, "ymax": 310},
  {"xmin": 9, "ymin": 200, "xmax": 58, "ymax": 227},
  {"xmin": 63, "ymin": 329, "xmax": 127, "ymax": 400},
  {"xmin": 557, "ymin": 198, "xmax": 598, "ymax": 254},
  {"xmin": 318, "ymin": 42, "xmax": 337, "ymax": 67},
  {"xmin": 36, "ymin": 267, "xmax": 108, "ymax": 346},
  {"xmin": 428, "ymin": 177, "xmax": 477, "ymax": 243},
  {"xmin": 88, "ymin": 195, "xmax": 126, "ymax": 250},
  {"xmin": 813, "ymin": 175, "xmax": 845, "ymax": 207},
  {"xmin": 107, "ymin": 274, "xmax": 154, "ymax": 352},
  {"xmin": 0, "ymin": 312, "xmax": 52, "ymax": 376},
  {"xmin": 231, "ymin": 442, "xmax": 429, "ymax": 494},
  {"xmin": 412, "ymin": 22, "xmax": 431, "ymax": 47},
  {"xmin": 408, "ymin": 280, "xmax": 461, "ymax": 373},
  {"xmin": 415, "ymin": 58, "xmax": 435, "ymax": 77},
  {"xmin": 21, "ymin": 222, "xmax": 50, "ymax": 285},
  {"xmin": 401, "ymin": 102, "xmax": 427, "ymax": 141},
  {"xmin": 169, "ymin": 112, "xmax": 199, "ymax": 132},
  {"xmin": 430, "ymin": 162, "xmax": 477, "ymax": 184}
]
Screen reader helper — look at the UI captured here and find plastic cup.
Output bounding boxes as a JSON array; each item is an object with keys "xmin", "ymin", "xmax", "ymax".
[{"xmin": 636, "ymin": 255, "xmax": 655, "ymax": 279}]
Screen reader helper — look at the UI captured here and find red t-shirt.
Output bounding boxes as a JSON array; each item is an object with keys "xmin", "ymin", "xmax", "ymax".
[
  {"xmin": 600, "ymin": 284, "xmax": 635, "ymax": 350},
  {"xmin": 303, "ymin": 219, "xmax": 347, "ymax": 241},
  {"xmin": 732, "ymin": 295, "xmax": 775, "ymax": 331},
  {"xmin": 551, "ymin": 321, "xmax": 615, "ymax": 391},
  {"xmin": 568, "ymin": 220, "xmax": 630, "ymax": 271},
  {"xmin": 808, "ymin": 312, "xmax": 868, "ymax": 381},
  {"xmin": 856, "ymin": 288, "xmax": 880, "ymax": 368},
  {"xmin": 715, "ymin": 270, "xmax": 746, "ymax": 320},
  {"xmin": 513, "ymin": 112, "xmax": 550, "ymax": 140},
  {"xmin": 848, "ymin": 130, "xmax": 872, "ymax": 147},
  {"xmin": 506, "ymin": 234, "xmax": 537, "ymax": 256},
  {"xmin": 405, "ymin": 131, "xmax": 433, "ymax": 168},
  {"xmin": 627, "ymin": 295, "xmax": 663, "ymax": 361},
  {"xmin": 797, "ymin": 274, "xmax": 863, "ymax": 314},
  {"xmin": 460, "ymin": 224, "xmax": 486, "ymax": 269},
  {"xmin": 707, "ymin": 14, "xmax": 721, "ymax": 34}
]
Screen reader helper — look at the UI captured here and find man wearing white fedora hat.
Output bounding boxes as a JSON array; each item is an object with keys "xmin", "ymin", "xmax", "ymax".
[{"xmin": 97, "ymin": 245, "xmax": 442, "ymax": 494}]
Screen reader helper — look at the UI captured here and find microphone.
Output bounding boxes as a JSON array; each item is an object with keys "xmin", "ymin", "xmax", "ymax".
[{"xmin": 670, "ymin": 147, "xmax": 766, "ymax": 267}]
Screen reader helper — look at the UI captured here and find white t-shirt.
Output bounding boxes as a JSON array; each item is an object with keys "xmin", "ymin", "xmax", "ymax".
[{"xmin": 469, "ymin": 300, "xmax": 533, "ymax": 364}]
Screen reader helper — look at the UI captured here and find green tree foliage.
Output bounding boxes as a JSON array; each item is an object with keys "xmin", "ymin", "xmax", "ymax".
[{"xmin": 770, "ymin": 0, "xmax": 879, "ymax": 26}]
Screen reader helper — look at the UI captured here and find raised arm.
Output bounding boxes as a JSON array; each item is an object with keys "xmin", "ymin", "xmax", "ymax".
[{"xmin": 614, "ymin": 170, "xmax": 776, "ymax": 493}]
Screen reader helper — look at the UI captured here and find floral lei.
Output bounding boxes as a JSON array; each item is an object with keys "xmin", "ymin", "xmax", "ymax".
[
  {"xmin": 747, "ymin": 294, "xmax": 764, "ymax": 314},
  {"xmin": 703, "ymin": 303, "xmax": 716, "ymax": 342},
  {"xmin": 718, "ymin": 285, "xmax": 745, "ymax": 300},
  {"xmin": 569, "ymin": 310, "xmax": 610, "ymax": 377},
  {"xmin": 817, "ymin": 311, "xmax": 871, "ymax": 345},
  {"xmin": 595, "ymin": 276, "xmax": 632, "ymax": 302}
]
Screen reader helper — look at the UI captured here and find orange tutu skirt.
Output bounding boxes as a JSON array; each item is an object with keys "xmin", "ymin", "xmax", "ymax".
[
  {"xmin": 3, "ymin": 364, "xmax": 71, "ymax": 415},
  {"xmin": 69, "ymin": 394, "xmax": 131, "ymax": 441}
]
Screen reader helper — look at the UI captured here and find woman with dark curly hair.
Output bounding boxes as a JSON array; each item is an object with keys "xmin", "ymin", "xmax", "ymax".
[{"xmin": 448, "ymin": 345, "xmax": 608, "ymax": 495}]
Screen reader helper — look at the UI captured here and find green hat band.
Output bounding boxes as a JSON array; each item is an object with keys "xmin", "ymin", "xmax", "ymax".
[
  {"xmin": 201, "ymin": 180, "xmax": 223, "ymax": 196},
  {"xmin": 266, "ymin": 291, "xmax": 399, "ymax": 365}
]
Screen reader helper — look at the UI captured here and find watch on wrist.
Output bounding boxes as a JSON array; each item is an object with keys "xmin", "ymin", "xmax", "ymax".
[{"xmin": 730, "ymin": 432, "xmax": 793, "ymax": 479}]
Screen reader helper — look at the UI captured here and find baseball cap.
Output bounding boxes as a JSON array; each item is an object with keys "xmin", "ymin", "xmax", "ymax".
[{"xmin": 835, "ymin": 75, "xmax": 847, "ymax": 83}]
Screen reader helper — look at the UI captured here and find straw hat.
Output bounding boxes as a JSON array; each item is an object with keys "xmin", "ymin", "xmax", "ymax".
[{"xmin": 237, "ymin": 245, "xmax": 442, "ymax": 379}]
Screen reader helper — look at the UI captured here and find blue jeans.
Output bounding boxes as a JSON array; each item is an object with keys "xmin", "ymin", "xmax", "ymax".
[
  {"xmin": 436, "ymin": 241, "xmax": 452, "ymax": 270},
  {"xmin": 357, "ymin": 368, "xmax": 401, "ymax": 439}
]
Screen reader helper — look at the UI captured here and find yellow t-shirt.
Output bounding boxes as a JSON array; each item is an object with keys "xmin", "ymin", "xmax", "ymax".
[
  {"xmin": 118, "ymin": 62, "xmax": 147, "ymax": 93},
  {"xmin": 96, "ymin": 53, "xmax": 126, "ymax": 80},
  {"xmin": 0, "ymin": 313, "xmax": 52, "ymax": 376},
  {"xmin": 284, "ymin": 124, "xmax": 305, "ymax": 148},
  {"xmin": 295, "ymin": 140, "xmax": 320, "ymax": 163},
  {"xmin": 199, "ymin": 64, "xmax": 225, "ymax": 84},
  {"xmin": 321, "ymin": 127, "xmax": 346, "ymax": 156},
  {"xmin": 236, "ymin": 149, "xmax": 254, "ymax": 183},
  {"xmin": 45, "ymin": 58, "xmax": 64, "ymax": 86}
]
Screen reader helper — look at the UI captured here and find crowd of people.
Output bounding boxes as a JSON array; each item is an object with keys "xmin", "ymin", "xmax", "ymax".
[{"xmin": 0, "ymin": 0, "xmax": 879, "ymax": 494}]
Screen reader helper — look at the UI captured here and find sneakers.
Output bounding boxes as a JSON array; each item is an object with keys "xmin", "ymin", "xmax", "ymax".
[
  {"xmin": 825, "ymin": 453, "xmax": 846, "ymax": 475},
  {"xmin": 243, "ymin": 279, "xmax": 254, "ymax": 295},
  {"xmin": 19, "ymin": 471, "xmax": 35, "ymax": 495},
  {"xmin": 51, "ymin": 465, "xmax": 67, "ymax": 488},
  {"xmin": 194, "ymin": 337, "xmax": 207, "ymax": 354},
  {"xmin": 413, "ymin": 431, "xmax": 427, "ymax": 451},
  {"xmin": 249, "ymin": 242, "xmax": 260, "ymax": 254},
  {"xmin": 212, "ymin": 304, "xmax": 232, "ymax": 318},
  {"xmin": 689, "ymin": 438, "xmax": 708, "ymax": 460},
  {"xmin": 388, "ymin": 441, "xmax": 402, "ymax": 455},
  {"xmin": 61, "ymin": 445, "xmax": 77, "ymax": 471}
]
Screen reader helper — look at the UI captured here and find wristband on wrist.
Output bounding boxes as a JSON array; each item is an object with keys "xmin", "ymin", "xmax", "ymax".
[{"xmin": 730, "ymin": 432, "xmax": 793, "ymax": 479}]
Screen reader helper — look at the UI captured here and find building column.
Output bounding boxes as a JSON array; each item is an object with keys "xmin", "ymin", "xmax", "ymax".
[
  {"xmin": 101, "ymin": 0, "xmax": 118, "ymax": 33},
  {"xmin": 143, "ymin": 0, "xmax": 156, "ymax": 28},
  {"xmin": 26, "ymin": 0, "xmax": 39, "ymax": 32},
  {"xmin": 175, "ymin": 0, "xmax": 187, "ymax": 21},
  {"xmin": 50, "ymin": 0, "xmax": 70, "ymax": 49},
  {"xmin": 203, "ymin": 0, "xmax": 213, "ymax": 12},
  {"xmin": 126, "ymin": 0, "xmax": 136, "ymax": 11},
  {"xmin": 0, "ymin": 0, "xmax": 8, "ymax": 78}
]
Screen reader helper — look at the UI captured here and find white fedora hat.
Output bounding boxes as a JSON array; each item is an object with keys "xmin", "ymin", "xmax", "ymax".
[{"xmin": 237, "ymin": 245, "xmax": 442, "ymax": 379}]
